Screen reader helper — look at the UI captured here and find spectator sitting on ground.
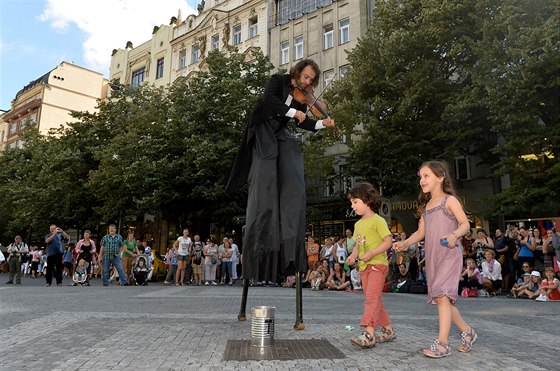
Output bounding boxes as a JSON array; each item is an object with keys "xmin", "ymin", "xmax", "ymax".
[
  {"xmin": 326, "ymin": 262, "xmax": 351, "ymax": 291},
  {"xmin": 535, "ymin": 267, "xmax": 560, "ymax": 301},
  {"xmin": 481, "ymin": 249, "xmax": 502, "ymax": 296},
  {"xmin": 392, "ymin": 263, "xmax": 412, "ymax": 293},
  {"xmin": 460, "ymin": 258, "xmax": 482, "ymax": 292},
  {"xmin": 350, "ymin": 266, "xmax": 362, "ymax": 290},
  {"xmin": 509, "ymin": 273, "xmax": 531, "ymax": 298},
  {"xmin": 518, "ymin": 271, "xmax": 541, "ymax": 299},
  {"xmin": 144, "ymin": 247, "xmax": 154, "ymax": 281},
  {"xmin": 310, "ymin": 263, "xmax": 328, "ymax": 291}
]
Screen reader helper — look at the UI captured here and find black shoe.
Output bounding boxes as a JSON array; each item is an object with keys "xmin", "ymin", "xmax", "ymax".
[
  {"xmin": 124, "ymin": 283, "xmax": 130, "ymax": 286},
  {"xmin": 16, "ymin": 282, "xmax": 21, "ymax": 284},
  {"xmin": 6, "ymin": 281, "xmax": 13, "ymax": 284}
]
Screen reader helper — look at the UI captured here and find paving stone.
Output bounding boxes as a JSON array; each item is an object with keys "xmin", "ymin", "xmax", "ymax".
[{"xmin": 0, "ymin": 276, "xmax": 558, "ymax": 370}]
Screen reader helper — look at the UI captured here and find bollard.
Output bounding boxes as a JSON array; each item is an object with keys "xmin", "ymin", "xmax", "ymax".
[{"xmin": 250, "ymin": 306, "xmax": 275, "ymax": 347}]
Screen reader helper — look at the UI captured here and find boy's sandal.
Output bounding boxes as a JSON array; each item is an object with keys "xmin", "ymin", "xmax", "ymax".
[
  {"xmin": 350, "ymin": 331, "xmax": 376, "ymax": 348},
  {"xmin": 458, "ymin": 327, "xmax": 477, "ymax": 353},
  {"xmin": 422, "ymin": 340, "xmax": 451, "ymax": 358},
  {"xmin": 375, "ymin": 327, "xmax": 397, "ymax": 343}
]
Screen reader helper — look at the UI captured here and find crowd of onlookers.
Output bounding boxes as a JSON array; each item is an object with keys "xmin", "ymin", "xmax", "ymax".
[{"xmin": 2, "ymin": 224, "xmax": 559, "ymax": 302}]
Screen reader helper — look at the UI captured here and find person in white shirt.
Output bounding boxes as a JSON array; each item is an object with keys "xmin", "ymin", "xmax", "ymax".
[
  {"xmin": 174, "ymin": 229, "xmax": 192, "ymax": 286},
  {"xmin": 481, "ymin": 249, "xmax": 502, "ymax": 296}
]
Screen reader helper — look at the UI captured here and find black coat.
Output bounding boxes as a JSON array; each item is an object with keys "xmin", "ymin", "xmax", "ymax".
[{"xmin": 225, "ymin": 74, "xmax": 318, "ymax": 193}]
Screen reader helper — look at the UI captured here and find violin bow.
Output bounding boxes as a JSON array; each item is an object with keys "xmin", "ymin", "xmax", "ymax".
[{"xmin": 309, "ymin": 72, "xmax": 338, "ymax": 110}]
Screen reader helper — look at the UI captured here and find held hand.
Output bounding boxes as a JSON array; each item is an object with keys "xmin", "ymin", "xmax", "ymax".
[
  {"xmin": 323, "ymin": 118, "xmax": 335, "ymax": 127},
  {"xmin": 294, "ymin": 110, "xmax": 306, "ymax": 123},
  {"xmin": 392, "ymin": 241, "xmax": 405, "ymax": 252}
]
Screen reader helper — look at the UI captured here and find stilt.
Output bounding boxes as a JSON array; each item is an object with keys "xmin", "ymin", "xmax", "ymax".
[
  {"xmin": 293, "ymin": 271, "xmax": 305, "ymax": 330},
  {"xmin": 238, "ymin": 278, "xmax": 250, "ymax": 321}
]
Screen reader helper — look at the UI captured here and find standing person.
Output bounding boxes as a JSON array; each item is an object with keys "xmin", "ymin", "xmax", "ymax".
[
  {"xmin": 6, "ymin": 235, "xmax": 29, "ymax": 284},
  {"xmin": 174, "ymin": 229, "xmax": 192, "ymax": 286},
  {"xmin": 515, "ymin": 227, "xmax": 535, "ymax": 278},
  {"xmin": 44, "ymin": 225, "xmax": 67, "ymax": 286},
  {"xmin": 225, "ymin": 58, "xmax": 336, "ymax": 285},
  {"xmin": 204, "ymin": 239, "xmax": 219, "ymax": 285},
  {"xmin": 229, "ymin": 238, "xmax": 240, "ymax": 282},
  {"xmin": 305, "ymin": 236, "xmax": 319, "ymax": 282},
  {"xmin": 393, "ymin": 160, "xmax": 475, "ymax": 358},
  {"xmin": 98, "ymin": 224, "xmax": 128, "ymax": 287},
  {"xmin": 191, "ymin": 241, "xmax": 204, "ymax": 285},
  {"xmin": 219, "ymin": 240, "xmax": 233, "ymax": 285},
  {"xmin": 345, "ymin": 229, "xmax": 356, "ymax": 257},
  {"xmin": 164, "ymin": 244, "xmax": 178, "ymax": 284},
  {"xmin": 30, "ymin": 246, "xmax": 40, "ymax": 278},
  {"xmin": 75, "ymin": 230, "xmax": 96, "ymax": 279},
  {"xmin": 121, "ymin": 232, "xmax": 138, "ymax": 279},
  {"xmin": 63, "ymin": 245, "xmax": 74, "ymax": 279},
  {"xmin": 345, "ymin": 183, "xmax": 395, "ymax": 348}
]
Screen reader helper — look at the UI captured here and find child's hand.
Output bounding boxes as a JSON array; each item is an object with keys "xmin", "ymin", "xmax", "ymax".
[{"xmin": 392, "ymin": 241, "xmax": 406, "ymax": 252}]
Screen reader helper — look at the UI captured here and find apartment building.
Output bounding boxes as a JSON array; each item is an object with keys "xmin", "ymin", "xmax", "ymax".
[
  {"xmin": 109, "ymin": 0, "xmax": 269, "ymax": 86},
  {"xmin": 1, "ymin": 62, "xmax": 108, "ymax": 150}
]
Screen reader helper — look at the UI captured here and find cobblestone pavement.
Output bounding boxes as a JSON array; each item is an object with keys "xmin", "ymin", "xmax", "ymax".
[{"xmin": 0, "ymin": 275, "xmax": 558, "ymax": 370}]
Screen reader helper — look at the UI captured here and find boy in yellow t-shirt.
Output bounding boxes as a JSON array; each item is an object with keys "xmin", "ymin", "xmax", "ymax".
[{"xmin": 346, "ymin": 182, "xmax": 396, "ymax": 348}]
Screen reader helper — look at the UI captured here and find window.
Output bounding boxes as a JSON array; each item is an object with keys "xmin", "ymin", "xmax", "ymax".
[
  {"xmin": 454, "ymin": 157, "xmax": 471, "ymax": 180},
  {"xmin": 280, "ymin": 41, "xmax": 289, "ymax": 65},
  {"xmin": 339, "ymin": 65, "xmax": 350, "ymax": 78},
  {"xmin": 191, "ymin": 44, "xmax": 200, "ymax": 64},
  {"xmin": 294, "ymin": 35, "xmax": 303, "ymax": 60},
  {"xmin": 248, "ymin": 16, "xmax": 258, "ymax": 38},
  {"xmin": 29, "ymin": 113, "xmax": 37, "ymax": 123},
  {"xmin": 323, "ymin": 24, "xmax": 333, "ymax": 49},
  {"xmin": 19, "ymin": 118, "xmax": 26, "ymax": 129},
  {"xmin": 0, "ymin": 130, "xmax": 4, "ymax": 143},
  {"xmin": 156, "ymin": 58, "xmax": 164, "ymax": 79},
  {"xmin": 17, "ymin": 140, "xmax": 24, "ymax": 149},
  {"xmin": 233, "ymin": 24, "xmax": 242, "ymax": 45},
  {"xmin": 8, "ymin": 142, "xmax": 16, "ymax": 149},
  {"xmin": 339, "ymin": 18, "xmax": 350, "ymax": 44},
  {"xmin": 323, "ymin": 69, "xmax": 334, "ymax": 89},
  {"xmin": 9, "ymin": 123, "xmax": 17, "ymax": 134},
  {"xmin": 211, "ymin": 34, "xmax": 219, "ymax": 51},
  {"xmin": 178, "ymin": 49, "xmax": 187, "ymax": 69},
  {"xmin": 131, "ymin": 67, "xmax": 146, "ymax": 87}
]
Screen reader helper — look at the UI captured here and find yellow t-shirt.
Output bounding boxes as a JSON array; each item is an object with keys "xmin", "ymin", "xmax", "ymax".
[{"xmin": 353, "ymin": 213, "xmax": 391, "ymax": 270}]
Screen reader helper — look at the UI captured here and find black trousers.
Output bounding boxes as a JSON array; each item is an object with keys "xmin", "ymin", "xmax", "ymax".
[
  {"xmin": 46, "ymin": 253, "xmax": 63, "ymax": 285},
  {"xmin": 242, "ymin": 122, "xmax": 307, "ymax": 282}
]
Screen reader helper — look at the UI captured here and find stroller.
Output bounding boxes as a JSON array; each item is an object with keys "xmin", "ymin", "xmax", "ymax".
[
  {"xmin": 131, "ymin": 255, "xmax": 150, "ymax": 286},
  {"xmin": 72, "ymin": 259, "xmax": 90, "ymax": 286}
]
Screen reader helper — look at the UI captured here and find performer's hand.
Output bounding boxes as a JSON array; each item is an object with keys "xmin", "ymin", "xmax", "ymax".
[
  {"xmin": 323, "ymin": 118, "xmax": 335, "ymax": 127},
  {"xmin": 294, "ymin": 110, "xmax": 306, "ymax": 123}
]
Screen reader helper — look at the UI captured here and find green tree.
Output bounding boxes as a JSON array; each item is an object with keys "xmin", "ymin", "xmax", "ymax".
[{"xmin": 471, "ymin": 0, "xmax": 560, "ymax": 216}]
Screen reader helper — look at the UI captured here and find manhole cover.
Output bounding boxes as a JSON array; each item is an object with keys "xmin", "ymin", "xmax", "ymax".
[{"xmin": 223, "ymin": 338, "xmax": 346, "ymax": 361}]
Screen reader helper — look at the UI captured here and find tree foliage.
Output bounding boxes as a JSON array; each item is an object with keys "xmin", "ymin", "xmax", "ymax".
[
  {"xmin": 327, "ymin": 0, "xmax": 559, "ymax": 216},
  {"xmin": 0, "ymin": 49, "xmax": 272, "ymax": 242}
]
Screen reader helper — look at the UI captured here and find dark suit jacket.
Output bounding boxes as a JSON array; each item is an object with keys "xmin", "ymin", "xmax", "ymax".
[{"xmin": 226, "ymin": 74, "xmax": 318, "ymax": 193}]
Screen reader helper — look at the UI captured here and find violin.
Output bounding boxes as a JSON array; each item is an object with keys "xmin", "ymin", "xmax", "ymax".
[
  {"xmin": 291, "ymin": 81, "xmax": 341, "ymax": 135},
  {"xmin": 292, "ymin": 82, "xmax": 330, "ymax": 119}
]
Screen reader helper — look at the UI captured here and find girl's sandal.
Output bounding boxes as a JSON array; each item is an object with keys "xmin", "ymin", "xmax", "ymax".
[
  {"xmin": 350, "ymin": 331, "xmax": 376, "ymax": 348},
  {"xmin": 422, "ymin": 340, "xmax": 451, "ymax": 358},
  {"xmin": 375, "ymin": 327, "xmax": 397, "ymax": 343},
  {"xmin": 458, "ymin": 326, "xmax": 477, "ymax": 352}
]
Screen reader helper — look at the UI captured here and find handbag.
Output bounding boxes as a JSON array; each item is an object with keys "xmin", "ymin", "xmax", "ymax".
[{"xmin": 210, "ymin": 257, "xmax": 217, "ymax": 265}]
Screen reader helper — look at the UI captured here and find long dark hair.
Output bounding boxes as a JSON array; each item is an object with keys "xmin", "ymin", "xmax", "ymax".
[
  {"xmin": 416, "ymin": 160, "xmax": 461, "ymax": 217},
  {"xmin": 289, "ymin": 59, "xmax": 320, "ymax": 88}
]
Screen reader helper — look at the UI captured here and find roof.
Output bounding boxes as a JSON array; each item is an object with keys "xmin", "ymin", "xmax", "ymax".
[{"xmin": 15, "ymin": 69, "xmax": 53, "ymax": 100}]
